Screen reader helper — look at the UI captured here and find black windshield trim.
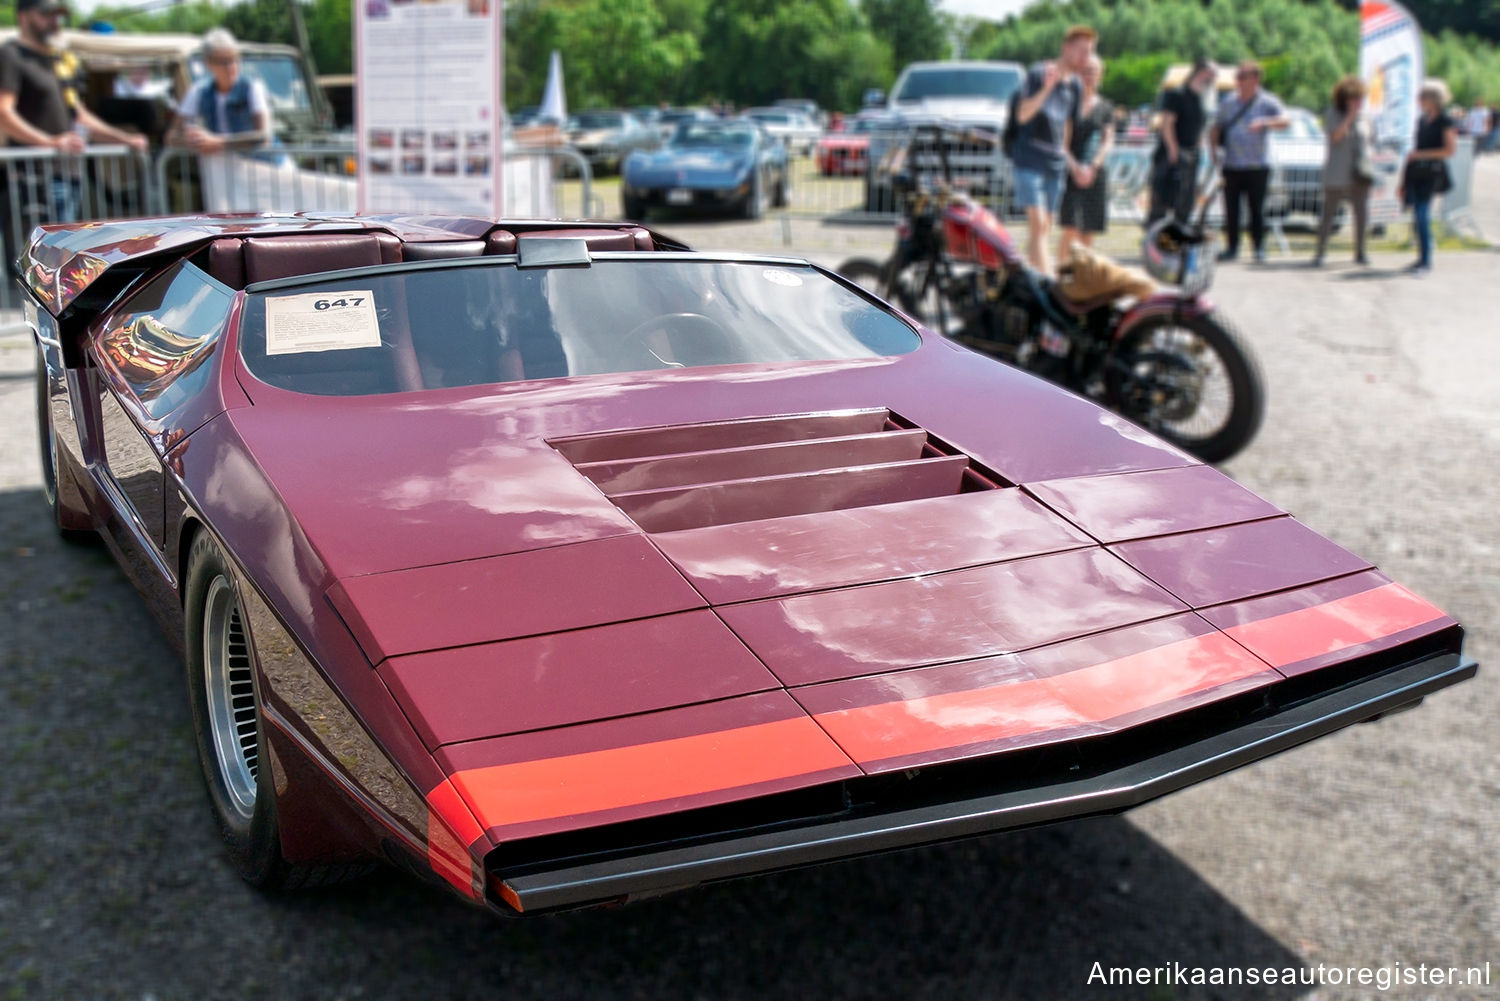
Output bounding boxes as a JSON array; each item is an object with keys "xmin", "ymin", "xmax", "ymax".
[{"xmin": 242, "ymin": 251, "xmax": 817, "ymax": 296}]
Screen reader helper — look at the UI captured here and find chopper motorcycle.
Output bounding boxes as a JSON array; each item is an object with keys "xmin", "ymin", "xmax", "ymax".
[{"xmin": 838, "ymin": 125, "xmax": 1264, "ymax": 463}]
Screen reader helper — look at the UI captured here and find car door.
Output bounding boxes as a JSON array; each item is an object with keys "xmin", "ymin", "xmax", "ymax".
[{"xmin": 85, "ymin": 260, "xmax": 236, "ymax": 577}]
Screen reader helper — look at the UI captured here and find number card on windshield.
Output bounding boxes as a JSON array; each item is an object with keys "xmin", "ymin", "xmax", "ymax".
[{"xmin": 265, "ymin": 292, "xmax": 381, "ymax": 355}]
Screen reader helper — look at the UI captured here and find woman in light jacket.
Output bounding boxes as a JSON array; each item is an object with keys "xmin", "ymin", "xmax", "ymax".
[
  {"xmin": 1312, "ymin": 76, "xmax": 1373, "ymax": 267},
  {"xmin": 1398, "ymin": 79, "xmax": 1458, "ymax": 276}
]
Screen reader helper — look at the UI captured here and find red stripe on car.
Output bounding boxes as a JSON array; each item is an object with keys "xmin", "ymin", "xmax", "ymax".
[
  {"xmin": 426, "ymin": 778, "xmax": 487, "ymax": 897},
  {"xmin": 1221, "ymin": 582, "xmax": 1446, "ymax": 668},
  {"xmin": 811, "ymin": 631, "xmax": 1268, "ymax": 766},
  {"xmin": 448, "ymin": 716, "xmax": 856, "ymax": 838}
]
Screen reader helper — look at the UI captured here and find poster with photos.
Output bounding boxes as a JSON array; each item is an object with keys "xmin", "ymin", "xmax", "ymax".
[{"xmin": 356, "ymin": 0, "xmax": 502, "ymax": 214}]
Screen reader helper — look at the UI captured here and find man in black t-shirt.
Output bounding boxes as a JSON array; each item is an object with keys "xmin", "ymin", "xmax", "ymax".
[
  {"xmin": 1147, "ymin": 60, "xmax": 1215, "ymax": 225},
  {"xmin": 0, "ymin": 0, "xmax": 147, "ymax": 271}
]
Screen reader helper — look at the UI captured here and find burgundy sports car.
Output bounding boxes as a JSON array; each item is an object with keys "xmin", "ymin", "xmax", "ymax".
[{"xmin": 27, "ymin": 214, "xmax": 1473, "ymax": 916}]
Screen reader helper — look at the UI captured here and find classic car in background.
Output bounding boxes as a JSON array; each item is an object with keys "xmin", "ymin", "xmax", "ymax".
[
  {"xmin": 564, "ymin": 110, "xmax": 659, "ymax": 173},
  {"xmin": 653, "ymin": 106, "xmax": 717, "ymax": 141},
  {"xmin": 814, "ymin": 115, "xmax": 890, "ymax": 175},
  {"xmin": 773, "ymin": 97, "xmax": 828, "ymax": 129},
  {"xmin": 27, "ymin": 214, "xmax": 1474, "ymax": 918},
  {"xmin": 621, "ymin": 118, "xmax": 789, "ymax": 219},
  {"xmin": 742, "ymin": 107, "xmax": 823, "ymax": 156}
]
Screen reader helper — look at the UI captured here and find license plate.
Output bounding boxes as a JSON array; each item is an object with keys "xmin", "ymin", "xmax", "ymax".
[{"xmin": 666, "ymin": 188, "xmax": 693, "ymax": 205}]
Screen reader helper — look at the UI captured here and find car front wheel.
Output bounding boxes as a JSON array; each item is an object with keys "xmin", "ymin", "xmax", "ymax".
[{"xmin": 183, "ymin": 532, "xmax": 364, "ymax": 889}]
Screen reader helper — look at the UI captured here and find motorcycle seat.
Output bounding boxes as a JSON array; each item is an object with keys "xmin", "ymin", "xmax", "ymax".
[{"xmin": 1055, "ymin": 290, "xmax": 1124, "ymax": 315}]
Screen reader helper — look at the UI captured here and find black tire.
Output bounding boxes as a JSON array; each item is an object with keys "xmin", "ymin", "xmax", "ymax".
[
  {"xmin": 622, "ymin": 194, "xmax": 646, "ymax": 221},
  {"xmin": 772, "ymin": 171, "xmax": 789, "ymax": 208},
  {"xmin": 1105, "ymin": 310, "xmax": 1265, "ymax": 464},
  {"xmin": 837, "ymin": 256, "xmax": 936, "ymax": 322},
  {"xmin": 837, "ymin": 257, "xmax": 889, "ymax": 298},
  {"xmin": 183, "ymin": 532, "xmax": 366, "ymax": 890},
  {"xmin": 741, "ymin": 171, "xmax": 765, "ymax": 219},
  {"xmin": 34, "ymin": 349, "xmax": 94, "ymax": 543}
]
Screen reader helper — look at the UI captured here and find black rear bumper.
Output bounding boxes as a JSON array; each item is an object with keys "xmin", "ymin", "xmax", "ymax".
[{"xmin": 488, "ymin": 647, "xmax": 1474, "ymax": 914}]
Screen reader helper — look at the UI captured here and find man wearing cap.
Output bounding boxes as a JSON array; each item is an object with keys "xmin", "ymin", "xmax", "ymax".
[{"xmin": 0, "ymin": 0, "xmax": 147, "ymax": 259}]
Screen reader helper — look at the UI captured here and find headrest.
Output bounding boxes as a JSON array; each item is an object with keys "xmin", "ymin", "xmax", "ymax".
[{"xmin": 241, "ymin": 233, "xmax": 400, "ymax": 285}]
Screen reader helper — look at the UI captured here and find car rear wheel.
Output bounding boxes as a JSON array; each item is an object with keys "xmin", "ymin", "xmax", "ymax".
[
  {"xmin": 183, "ymin": 532, "xmax": 366, "ymax": 890},
  {"xmin": 622, "ymin": 194, "xmax": 646, "ymax": 220}
]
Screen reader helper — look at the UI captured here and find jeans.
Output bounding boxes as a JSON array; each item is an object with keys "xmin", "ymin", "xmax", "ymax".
[
  {"xmin": 1411, "ymin": 196, "xmax": 1433, "ymax": 267},
  {"xmin": 1013, "ymin": 166, "xmax": 1065, "ymax": 214},
  {"xmin": 1221, "ymin": 166, "xmax": 1270, "ymax": 254},
  {"xmin": 1147, "ymin": 152, "xmax": 1199, "ymax": 225}
]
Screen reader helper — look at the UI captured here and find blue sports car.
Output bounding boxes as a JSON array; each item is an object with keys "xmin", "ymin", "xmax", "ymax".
[{"xmin": 622, "ymin": 119, "xmax": 789, "ymax": 220}]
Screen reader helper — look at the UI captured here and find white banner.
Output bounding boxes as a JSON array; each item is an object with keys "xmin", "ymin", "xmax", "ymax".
[
  {"xmin": 355, "ymin": 0, "xmax": 504, "ymax": 215},
  {"xmin": 1361, "ymin": 0, "xmax": 1423, "ymax": 220}
]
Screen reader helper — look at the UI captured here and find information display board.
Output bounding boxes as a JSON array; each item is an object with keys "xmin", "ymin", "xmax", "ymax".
[{"xmin": 355, "ymin": 0, "xmax": 504, "ymax": 215}]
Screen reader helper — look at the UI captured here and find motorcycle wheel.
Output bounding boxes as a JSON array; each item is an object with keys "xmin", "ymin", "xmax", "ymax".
[
  {"xmin": 838, "ymin": 257, "xmax": 890, "ymax": 297},
  {"xmin": 1105, "ymin": 310, "xmax": 1265, "ymax": 464},
  {"xmin": 836, "ymin": 256, "xmax": 946, "ymax": 328}
]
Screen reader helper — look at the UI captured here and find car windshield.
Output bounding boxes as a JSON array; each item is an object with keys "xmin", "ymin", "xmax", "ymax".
[
  {"xmin": 660, "ymin": 109, "xmax": 704, "ymax": 124},
  {"xmin": 238, "ymin": 259, "xmax": 919, "ymax": 396},
  {"xmin": 673, "ymin": 123, "xmax": 755, "ymax": 147},
  {"xmin": 747, "ymin": 111, "xmax": 792, "ymax": 124},
  {"xmin": 571, "ymin": 112, "xmax": 623, "ymax": 129},
  {"xmin": 240, "ymin": 54, "xmax": 312, "ymax": 113},
  {"xmin": 893, "ymin": 67, "xmax": 1022, "ymax": 103}
]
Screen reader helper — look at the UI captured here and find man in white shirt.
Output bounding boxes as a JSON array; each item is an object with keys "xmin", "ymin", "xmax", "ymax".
[{"xmin": 169, "ymin": 28, "xmax": 271, "ymax": 152}]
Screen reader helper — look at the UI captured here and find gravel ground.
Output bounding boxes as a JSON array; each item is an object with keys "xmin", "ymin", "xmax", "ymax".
[{"xmin": 1, "ymin": 162, "xmax": 1496, "ymax": 1001}]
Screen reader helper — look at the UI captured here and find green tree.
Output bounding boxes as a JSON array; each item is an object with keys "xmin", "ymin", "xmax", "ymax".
[
  {"xmin": 698, "ymin": 0, "xmax": 892, "ymax": 111},
  {"xmin": 861, "ymin": 0, "xmax": 949, "ymax": 68}
]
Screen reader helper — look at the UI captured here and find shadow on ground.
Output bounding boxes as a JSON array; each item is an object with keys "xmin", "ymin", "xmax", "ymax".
[{"xmin": 0, "ymin": 484, "xmax": 1307, "ymax": 1001}]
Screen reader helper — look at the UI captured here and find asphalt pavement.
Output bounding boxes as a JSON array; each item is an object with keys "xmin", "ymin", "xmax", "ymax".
[{"xmin": 1, "ymin": 162, "xmax": 1496, "ymax": 1000}]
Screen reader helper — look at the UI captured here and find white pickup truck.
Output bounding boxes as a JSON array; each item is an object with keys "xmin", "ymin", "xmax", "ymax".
[{"xmin": 866, "ymin": 59, "xmax": 1025, "ymax": 212}]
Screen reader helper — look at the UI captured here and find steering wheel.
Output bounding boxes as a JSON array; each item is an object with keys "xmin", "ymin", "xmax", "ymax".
[{"xmin": 622, "ymin": 311, "xmax": 735, "ymax": 369}]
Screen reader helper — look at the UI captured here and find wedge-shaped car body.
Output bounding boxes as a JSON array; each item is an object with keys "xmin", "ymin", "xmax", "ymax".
[{"xmin": 26, "ymin": 214, "xmax": 1473, "ymax": 916}]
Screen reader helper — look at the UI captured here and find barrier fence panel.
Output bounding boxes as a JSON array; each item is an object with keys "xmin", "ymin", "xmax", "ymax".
[
  {"xmin": 0, "ymin": 144, "xmax": 151, "ymax": 316},
  {"xmin": 771, "ymin": 128, "xmax": 1481, "ymax": 246},
  {"xmin": 507, "ymin": 146, "xmax": 596, "ymax": 219},
  {"xmin": 153, "ymin": 143, "xmax": 593, "ymax": 220},
  {"xmin": 155, "ymin": 145, "xmax": 360, "ymax": 216},
  {"xmin": 1441, "ymin": 137, "xmax": 1480, "ymax": 239}
]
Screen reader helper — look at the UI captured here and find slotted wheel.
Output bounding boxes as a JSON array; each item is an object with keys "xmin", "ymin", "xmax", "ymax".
[{"xmin": 202, "ymin": 576, "xmax": 259, "ymax": 820}]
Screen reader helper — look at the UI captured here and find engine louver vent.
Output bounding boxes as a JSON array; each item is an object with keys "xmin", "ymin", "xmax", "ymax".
[{"xmin": 550, "ymin": 409, "xmax": 1006, "ymax": 533}]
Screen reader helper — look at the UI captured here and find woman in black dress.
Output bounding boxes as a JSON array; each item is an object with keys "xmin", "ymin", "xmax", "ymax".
[
  {"xmin": 1398, "ymin": 78, "xmax": 1457, "ymax": 275},
  {"xmin": 1059, "ymin": 56, "xmax": 1115, "ymax": 261}
]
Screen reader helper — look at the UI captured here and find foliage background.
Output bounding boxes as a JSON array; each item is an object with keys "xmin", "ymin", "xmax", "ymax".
[{"xmin": 59, "ymin": 0, "xmax": 1500, "ymax": 113}]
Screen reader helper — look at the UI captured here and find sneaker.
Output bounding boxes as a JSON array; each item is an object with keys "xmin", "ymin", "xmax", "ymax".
[
  {"xmin": 1404, "ymin": 261, "xmax": 1431, "ymax": 277},
  {"xmin": 1253, "ymin": 247, "xmax": 1268, "ymax": 263},
  {"xmin": 1310, "ymin": 255, "xmax": 1324, "ymax": 268},
  {"xmin": 1354, "ymin": 253, "xmax": 1369, "ymax": 266},
  {"xmin": 1216, "ymin": 249, "xmax": 1239, "ymax": 263}
]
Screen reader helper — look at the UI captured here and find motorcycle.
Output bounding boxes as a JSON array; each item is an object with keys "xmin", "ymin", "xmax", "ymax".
[{"xmin": 838, "ymin": 125, "xmax": 1264, "ymax": 464}]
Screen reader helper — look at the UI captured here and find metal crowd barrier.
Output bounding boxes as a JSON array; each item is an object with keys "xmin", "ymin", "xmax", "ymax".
[
  {"xmin": 0, "ymin": 143, "xmax": 152, "ymax": 314},
  {"xmin": 1440, "ymin": 137, "xmax": 1480, "ymax": 239},
  {"xmin": 771, "ymin": 130, "xmax": 1485, "ymax": 249},
  {"xmin": 153, "ymin": 143, "xmax": 594, "ymax": 220}
]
